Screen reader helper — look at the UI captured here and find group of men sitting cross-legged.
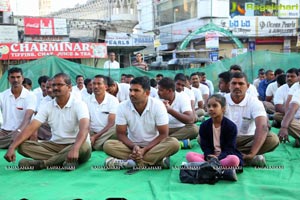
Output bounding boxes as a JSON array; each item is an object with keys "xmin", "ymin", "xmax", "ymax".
[{"xmin": 2, "ymin": 67, "xmax": 279, "ymax": 171}]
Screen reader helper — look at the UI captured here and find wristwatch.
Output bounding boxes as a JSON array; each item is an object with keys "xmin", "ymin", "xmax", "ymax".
[{"xmin": 17, "ymin": 129, "xmax": 21, "ymax": 133}]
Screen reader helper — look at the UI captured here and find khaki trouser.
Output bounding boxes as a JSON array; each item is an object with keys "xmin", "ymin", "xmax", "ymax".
[
  {"xmin": 273, "ymin": 112, "xmax": 284, "ymax": 122},
  {"xmin": 0, "ymin": 129, "xmax": 17, "ymax": 149},
  {"xmin": 195, "ymin": 109, "xmax": 205, "ymax": 120},
  {"xmin": 263, "ymin": 101, "xmax": 275, "ymax": 114},
  {"xmin": 236, "ymin": 133, "xmax": 279, "ymax": 155},
  {"xmin": 18, "ymin": 141, "xmax": 91, "ymax": 167},
  {"xmin": 169, "ymin": 124, "xmax": 199, "ymax": 140},
  {"xmin": 91, "ymin": 126, "xmax": 117, "ymax": 151},
  {"xmin": 288, "ymin": 118, "xmax": 300, "ymax": 139},
  {"xmin": 37, "ymin": 123, "xmax": 52, "ymax": 141},
  {"xmin": 103, "ymin": 137, "xmax": 180, "ymax": 166}
]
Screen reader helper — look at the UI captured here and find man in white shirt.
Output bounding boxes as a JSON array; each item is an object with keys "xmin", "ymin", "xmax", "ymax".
[
  {"xmin": 199, "ymin": 72, "xmax": 214, "ymax": 95},
  {"xmin": 103, "ymin": 52, "xmax": 120, "ymax": 69},
  {"xmin": 84, "ymin": 75, "xmax": 119, "ymax": 150},
  {"xmin": 4, "ymin": 73, "xmax": 91, "ymax": 171},
  {"xmin": 278, "ymin": 88, "xmax": 300, "ymax": 147},
  {"xmin": 82, "ymin": 78, "xmax": 93, "ymax": 102},
  {"xmin": 72, "ymin": 75, "xmax": 85, "ymax": 100},
  {"xmin": 0, "ymin": 67, "xmax": 36, "ymax": 148},
  {"xmin": 107, "ymin": 77, "xmax": 130, "ymax": 102},
  {"xmin": 158, "ymin": 77, "xmax": 198, "ymax": 142},
  {"xmin": 224, "ymin": 72, "xmax": 279, "ymax": 167},
  {"xmin": 190, "ymin": 72, "xmax": 209, "ymax": 106},
  {"xmin": 33, "ymin": 75, "xmax": 49, "ymax": 110},
  {"xmin": 103, "ymin": 76, "xmax": 179, "ymax": 169},
  {"xmin": 273, "ymin": 68, "xmax": 298, "ymax": 127}
]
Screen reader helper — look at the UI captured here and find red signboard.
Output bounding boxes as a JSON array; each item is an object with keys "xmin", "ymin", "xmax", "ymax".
[
  {"xmin": 24, "ymin": 18, "xmax": 68, "ymax": 36},
  {"xmin": 0, "ymin": 43, "xmax": 107, "ymax": 60}
]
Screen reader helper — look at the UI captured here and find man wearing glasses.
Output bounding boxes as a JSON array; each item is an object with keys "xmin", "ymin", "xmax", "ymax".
[{"xmin": 4, "ymin": 73, "xmax": 91, "ymax": 171}]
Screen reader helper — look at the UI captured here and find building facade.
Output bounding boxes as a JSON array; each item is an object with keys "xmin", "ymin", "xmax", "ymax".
[{"xmin": 138, "ymin": 0, "xmax": 299, "ymax": 59}]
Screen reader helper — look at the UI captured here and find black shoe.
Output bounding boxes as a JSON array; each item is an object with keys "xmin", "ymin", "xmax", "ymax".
[
  {"xmin": 219, "ymin": 169, "xmax": 238, "ymax": 181},
  {"xmin": 272, "ymin": 120, "xmax": 281, "ymax": 128}
]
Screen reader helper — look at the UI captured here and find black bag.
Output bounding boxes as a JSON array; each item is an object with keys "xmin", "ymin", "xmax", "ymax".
[{"xmin": 179, "ymin": 160, "xmax": 222, "ymax": 185}]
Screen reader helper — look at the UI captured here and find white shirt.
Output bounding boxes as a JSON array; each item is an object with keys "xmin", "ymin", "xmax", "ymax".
[
  {"xmin": 274, "ymin": 84, "xmax": 289, "ymax": 105},
  {"xmin": 290, "ymin": 90, "xmax": 300, "ymax": 119},
  {"xmin": 205, "ymin": 79, "xmax": 214, "ymax": 95},
  {"xmin": 116, "ymin": 97, "xmax": 168, "ymax": 147},
  {"xmin": 0, "ymin": 87, "xmax": 36, "ymax": 131},
  {"xmin": 224, "ymin": 93, "xmax": 267, "ymax": 136},
  {"xmin": 183, "ymin": 87, "xmax": 195, "ymax": 101},
  {"xmin": 191, "ymin": 87, "xmax": 203, "ymax": 109},
  {"xmin": 288, "ymin": 82, "xmax": 300, "ymax": 95},
  {"xmin": 247, "ymin": 84, "xmax": 259, "ymax": 97},
  {"xmin": 253, "ymin": 78, "xmax": 261, "ymax": 89},
  {"xmin": 116, "ymin": 83, "xmax": 130, "ymax": 102},
  {"xmin": 37, "ymin": 95, "xmax": 53, "ymax": 112},
  {"xmin": 33, "ymin": 87, "xmax": 44, "ymax": 110},
  {"xmin": 72, "ymin": 85, "xmax": 85, "ymax": 100},
  {"xmin": 85, "ymin": 92, "xmax": 119, "ymax": 133},
  {"xmin": 81, "ymin": 88, "xmax": 92, "ymax": 102},
  {"xmin": 103, "ymin": 60, "xmax": 120, "ymax": 69},
  {"xmin": 150, "ymin": 87, "xmax": 159, "ymax": 98},
  {"xmin": 34, "ymin": 94, "xmax": 90, "ymax": 144},
  {"xmin": 265, "ymin": 81, "xmax": 278, "ymax": 99},
  {"xmin": 168, "ymin": 92, "xmax": 192, "ymax": 128}
]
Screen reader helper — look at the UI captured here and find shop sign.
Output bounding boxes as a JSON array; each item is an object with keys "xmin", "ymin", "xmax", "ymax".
[
  {"xmin": 0, "ymin": 43, "xmax": 107, "ymax": 60},
  {"xmin": 258, "ymin": 17, "xmax": 297, "ymax": 36}
]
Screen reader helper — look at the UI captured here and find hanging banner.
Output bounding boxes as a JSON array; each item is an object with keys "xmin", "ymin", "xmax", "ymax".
[
  {"xmin": 0, "ymin": 43, "xmax": 107, "ymax": 60},
  {"xmin": 24, "ymin": 18, "xmax": 68, "ymax": 36},
  {"xmin": 205, "ymin": 32, "xmax": 219, "ymax": 49}
]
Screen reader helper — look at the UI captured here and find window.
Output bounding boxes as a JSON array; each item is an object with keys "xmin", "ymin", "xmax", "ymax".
[{"xmin": 157, "ymin": 0, "xmax": 197, "ymax": 26}]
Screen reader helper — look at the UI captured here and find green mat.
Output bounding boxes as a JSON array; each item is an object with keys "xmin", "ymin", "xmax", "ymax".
[{"xmin": 0, "ymin": 127, "xmax": 299, "ymax": 200}]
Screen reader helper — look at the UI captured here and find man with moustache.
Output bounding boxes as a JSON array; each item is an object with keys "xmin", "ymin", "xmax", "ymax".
[
  {"xmin": 84, "ymin": 75, "xmax": 119, "ymax": 150},
  {"xmin": 224, "ymin": 72, "xmax": 279, "ymax": 167},
  {"xmin": 4, "ymin": 73, "xmax": 91, "ymax": 171},
  {"xmin": 103, "ymin": 76, "xmax": 179, "ymax": 169},
  {"xmin": 0, "ymin": 67, "xmax": 36, "ymax": 148}
]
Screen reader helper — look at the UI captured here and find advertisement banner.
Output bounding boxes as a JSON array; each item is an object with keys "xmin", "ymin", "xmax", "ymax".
[
  {"xmin": 0, "ymin": 0, "xmax": 10, "ymax": 11},
  {"xmin": 205, "ymin": 32, "xmax": 219, "ymax": 49},
  {"xmin": 0, "ymin": 43, "xmax": 107, "ymax": 60},
  {"xmin": 0, "ymin": 25, "xmax": 18, "ymax": 43},
  {"xmin": 258, "ymin": 17, "xmax": 297, "ymax": 36},
  {"xmin": 24, "ymin": 18, "xmax": 68, "ymax": 36}
]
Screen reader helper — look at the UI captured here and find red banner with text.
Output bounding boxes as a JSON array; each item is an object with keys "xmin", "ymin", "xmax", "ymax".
[{"xmin": 0, "ymin": 43, "xmax": 107, "ymax": 60}]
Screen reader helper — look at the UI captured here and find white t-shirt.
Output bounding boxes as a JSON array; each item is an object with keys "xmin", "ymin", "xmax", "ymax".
[
  {"xmin": 274, "ymin": 84, "xmax": 289, "ymax": 105},
  {"xmin": 103, "ymin": 60, "xmax": 120, "ymax": 69},
  {"xmin": 116, "ymin": 97, "xmax": 168, "ymax": 147},
  {"xmin": 183, "ymin": 87, "xmax": 195, "ymax": 102},
  {"xmin": 85, "ymin": 92, "xmax": 119, "ymax": 133},
  {"xmin": 247, "ymin": 84, "xmax": 259, "ymax": 97},
  {"xmin": 150, "ymin": 87, "xmax": 159, "ymax": 98},
  {"xmin": 288, "ymin": 82, "xmax": 300, "ymax": 95},
  {"xmin": 37, "ymin": 95, "xmax": 53, "ymax": 112},
  {"xmin": 205, "ymin": 79, "xmax": 214, "ymax": 95},
  {"xmin": 290, "ymin": 90, "xmax": 300, "ymax": 119},
  {"xmin": 72, "ymin": 85, "xmax": 85, "ymax": 100},
  {"xmin": 253, "ymin": 78, "xmax": 261, "ymax": 89},
  {"xmin": 168, "ymin": 92, "xmax": 192, "ymax": 128},
  {"xmin": 265, "ymin": 81, "xmax": 278, "ymax": 98},
  {"xmin": 224, "ymin": 93, "xmax": 267, "ymax": 136},
  {"xmin": 116, "ymin": 83, "xmax": 130, "ymax": 102},
  {"xmin": 0, "ymin": 87, "xmax": 36, "ymax": 131},
  {"xmin": 191, "ymin": 87, "xmax": 203, "ymax": 109},
  {"xmin": 34, "ymin": 94, "xmax": 90, "ymax": 144}
]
